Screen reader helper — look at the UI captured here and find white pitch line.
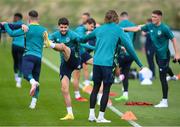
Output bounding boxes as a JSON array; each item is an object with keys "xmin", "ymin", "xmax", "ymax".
[{"xmin": 42, "ymin": 57, "xmax": 142, "ymax": 127}]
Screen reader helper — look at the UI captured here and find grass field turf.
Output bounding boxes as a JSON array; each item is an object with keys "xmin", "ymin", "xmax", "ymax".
[{"xmin": 0, "ymin": 42, "xmax": 180, "ymax": 126}]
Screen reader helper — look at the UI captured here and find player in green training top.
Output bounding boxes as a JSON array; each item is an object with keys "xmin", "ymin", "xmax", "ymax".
[
  {"xmin": 82, "ymin": 10, "xmax": 143, "ymax": 123},
  {"xmin": 124, "ymin": 10, "xmax": 180, "ymax": 108},
  {"xmin": 6, "ymin": 13, "xmax": 24, "ymax": 88},
  {"xmin": 44, "ymin": 17, "xmax": 94, "ymax": 120},
  {"xmin": 114, "ymin": 11, "xmax": 136, "ymax": 102},
  {"xmin": 2, "ymin": 10, "xmax": 47, "ymax": 109}
]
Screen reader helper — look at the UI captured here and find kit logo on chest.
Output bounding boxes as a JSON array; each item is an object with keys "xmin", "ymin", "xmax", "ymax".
[
  {"xmin": 157, "ymin": 30, "xmax": 162, "ymax": 36},
  {"xmin": 66, "ymin": 37, "xmax": 70, "ymax": 42}
]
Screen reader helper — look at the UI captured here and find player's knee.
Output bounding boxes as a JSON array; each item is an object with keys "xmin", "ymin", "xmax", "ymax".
[{"xmin": 61, "ymin": 85, "xmax": 68, "ymax": 93}]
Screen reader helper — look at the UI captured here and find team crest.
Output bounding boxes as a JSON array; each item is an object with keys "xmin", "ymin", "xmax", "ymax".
[
  {"xmin": 66, "ymin": 37, "xmax": 70, "ymax": 42},
  {"xmin": 157, "ymin": 30, "xmax": 162, "ymax": 35}
]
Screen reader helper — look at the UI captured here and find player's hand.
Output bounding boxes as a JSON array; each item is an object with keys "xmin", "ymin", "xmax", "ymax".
[
  {"xmin": 22, "ymin": 24, "xmax": 29, "ymax": 32},
  {"xmin": 0, "ymin": 22, "xmax": 7, "ymax": 25},
  {"xmin": 173, "ymin": 53, "xmax": 180, "ymax": 64},
  {"xmin": 174, "ymin": 53, "xmax": 180, "ymax": 60},
  {"xmin": 43, "ymin": 31, "xmax": 49, "ymax": 41}
]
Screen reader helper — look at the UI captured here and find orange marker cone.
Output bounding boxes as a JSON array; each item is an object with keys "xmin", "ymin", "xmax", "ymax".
[
  {"xmin": 177, "ymin": 74, "xmax": 180, "ymax": 80},
  {"xmin": 82, "ymin": 85, "xmax": 93, "ymax": 94},
  {"xmin": 121, "ymin": 111, "xmax": 137, "ymax": 121}
]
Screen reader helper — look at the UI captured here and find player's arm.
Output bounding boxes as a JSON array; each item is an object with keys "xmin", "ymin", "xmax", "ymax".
[
  {"xmin": 0, "ymin": 23, "xmax": 22, "ymax": 31},
  {"xmin": 164, "ymin": 26, "xmax": 180, "ymax": 61},
  {"xmin": 119, "ymin": 29, "xmax": 143, "ymax": 68},
  {"xmin": 2, "ymin": 22, "xmax": 26, "ymax": 37},
  {"xmin": 7, "ymin": 23, "xmax": 22, "ymax": 30},
  {"xmin": 80, "ymin": 43, "xmax": 95, "ymax": 50},
  {"xmin": 123, "ymin": 24, "xmax": 145, "ymax": 32},
  {"xmin": 80, "ymin": 30, "xmax": 96, "ymax": 43},
  {"xmin": 171, "ymin": 38, "xmax": 180, "ymax": 61}
]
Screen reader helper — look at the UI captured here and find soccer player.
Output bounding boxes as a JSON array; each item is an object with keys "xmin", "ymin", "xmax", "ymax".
[
  {"xmin": 5, "ymin": 13, "xmax": 24, "ymax": 88},
  {"xmin": 2, "ymin": 10, "xmax": 47, "ymax": 109},
  {"xmin": 44, "ymin": 17, "xmax": 94, "ymax": 120},
  {"xmin": 82, "ymin": 10, "xmax": 143, "ymax": 123},
  {"xmin": 73, "ymin": 18, "xmax": 96, "ymax": 97},
  {"xmin": 114, "ymin": 11, "xmax": 136, "ymax": 102},
  {"xmin": 124, "ymin": 10, "xmax": 180, "ymax": 108},
  {"xmin": 81, "ymin": 12, "xmax": 91, "ymax": 25},
  {"xmin": 78, "ymin": 12, "xmax": 93, "ymax": 87}
]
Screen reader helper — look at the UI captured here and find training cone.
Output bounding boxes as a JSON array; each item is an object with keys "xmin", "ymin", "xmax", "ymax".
[
  {"xmin": 82, "ymin": 85, "xmax": 93, "ymax": 94},
  {"xmin": 109, "ymin": 91, "xmax": 118, "ymax": 97},
  {"xmin": 177, "ymin": 74, "xmax": 180, "ymax": 80},
  {"xmin": 121, "ymin": 111, "xmax": 137, "ymax": 121}
]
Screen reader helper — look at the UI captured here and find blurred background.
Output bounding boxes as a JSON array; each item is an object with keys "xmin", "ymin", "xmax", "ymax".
[
  {"xmin": 0, "ymin": 0, "xmax": 180, "ymax": 51},
  {"xmin": 0, "ymin": 0, "xmax": 180, "ymax": 28}
]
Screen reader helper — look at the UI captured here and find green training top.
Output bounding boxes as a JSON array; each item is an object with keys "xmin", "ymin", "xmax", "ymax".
[
  {"xmin": 75, "ymin": 25, "xmax": 88, "ymax": 54},
  {"xmin": 83, "ymin": 22, "xmax": 143, "ymax": 67},
  {"xmin": 11, "ymin": 20, "xmax": 24, "ymax": 48},
  {"xmin": 141, "ymin": 23, "xmax": 174, "ymax": 59},
  {"xmin": 4, "ymin": 23, "xmax": 47, "ymax": 58},
  {"xmin": 49, "ymin": 30, "xmax": 81, "ymax": 63},
  {"xmin": 118, "ymin": 19, "xmax": 136, "ymax": 57}
]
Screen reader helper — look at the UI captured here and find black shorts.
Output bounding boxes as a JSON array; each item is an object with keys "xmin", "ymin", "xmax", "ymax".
[
  {"xmin": 118, "ymin": 55, "xmax": 133, "ymax": 68},
  {"xmin": 60, "ymin": 49, "xmax": 81, "ymax": 80},
  {"xmin": 93, "ymin": 65, "xmax": 114, "ymax": 84},
  {"xmin": 80, "ymin": 51, "xmax": 92, "ymax": 65},
  {"xmin": 22, "ymin": 55, "xmax": 41, "ymax": 82}
]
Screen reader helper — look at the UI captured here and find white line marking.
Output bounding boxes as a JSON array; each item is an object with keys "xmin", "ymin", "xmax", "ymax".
[{"xmin": 42, "ymin": 57, "xmax": 142, "ymax": 127}]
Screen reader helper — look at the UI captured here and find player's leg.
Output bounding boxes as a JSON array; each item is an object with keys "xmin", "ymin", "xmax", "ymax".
[
  {"xmin": 145, "ymin": 46, "xmax": 156, "ymax": 78},
  {"xmin": 166, "ymin": 66, "xmax": 178, "ymax": 81},
  {"xmin": 11, "ymin": 45, "xmax": 19, "ymax": 83},
  {"xmin": 16, "ymin": 47, "xmax": 24, "ymax": 88},
  {"xmin": 73, "ymin": 69, "xmax": 88, "ymax": 102},
  {"xmin": 81, "ymin": 53, "xmax": 93, "ymax": 93},
  {"xmin": 29, "ymin": 57, "xmax": 41, "ymax": 109},
  {"xmin": 60, "ymin": 55, "xmax": 76, "ymax": 120},
  {"xmin": 154, "ymin": 57, "xmax": 169, "ymax": 108},
  {"xmin": 22, "ymin": 55, "xmax": 39, "ymax": 109},
  {"xmin": 44, "ymin": 36, "xmax": 71, "ymax": 62},
  {"xmin": 97, "ymin": 66, "xmax": 113, "ymax": 123},
  {"xmin": 82, "ymin": 53, "xmax": 93, "ymax": 87},
  {"xmin": 115, "ymin": 56, "xmax": 133, "ymax": 101},
  {"xmin": 60, "ymin": 72, "xmax": 74, "ymax": 120},
  {"xmin": 88, "ymin": 65, "xmax": 102, "ymax": 122}
]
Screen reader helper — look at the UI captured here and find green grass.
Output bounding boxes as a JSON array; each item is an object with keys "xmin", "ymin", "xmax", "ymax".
[
  {"xmin": 0, "ymin": 42, "xmax": 180, "ymax": 126},
  {"xmin": 0, "ymin": 43, "xmax": 129, "ymax": 126}
]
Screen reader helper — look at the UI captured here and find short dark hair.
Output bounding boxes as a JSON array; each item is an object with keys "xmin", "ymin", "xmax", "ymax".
[
  {"xmin": 58, "ymin": 17, "xmax": 69, "ymax": 26},
  {"xmin": 28, "ymin": 10, "xmax": 38, "ymax": 19},
  {"xmin": 14, "ymin": 13, "xmax": 23, "ymax": 19},
  {"xmin": 104, "ymin": 10, "xmax": 119, "ymax": 23},
  {"xmin": 120, "ymin": 11, "xmax": 128, "ymax": 17},
  {"xmin": 152, "ymin": 10, "xmax": 162, "ymax": 16},
  {"xmin": 86, "ymin": 18, "xmax": 96, "ymax": 26},
  {"xmin": 82, "ymin": 12, "xmax": 90, "ymax": 17}
]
